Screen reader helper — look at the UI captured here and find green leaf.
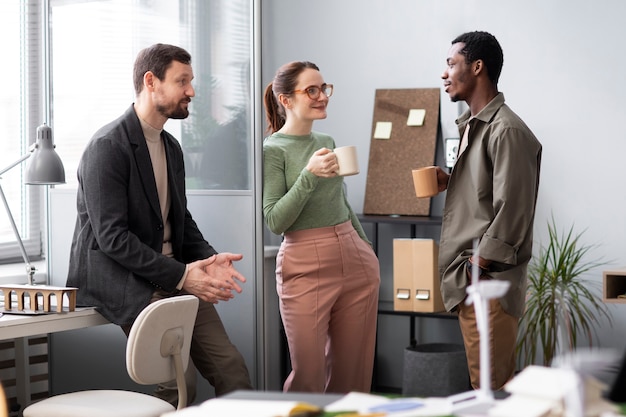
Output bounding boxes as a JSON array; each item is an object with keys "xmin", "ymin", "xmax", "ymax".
[{"xmin": 516, "ymin": 215, "xmax": 613, "ymax": 366}]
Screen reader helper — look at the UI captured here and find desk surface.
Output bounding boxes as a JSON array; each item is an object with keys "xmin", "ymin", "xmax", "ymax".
[
  {"xmin": 0, "ymin": 307, "xmax": 109, "ymax": 340},
  {"xmin": 222, "ymin": 390, "xmax": 344, "ymax": 408}
]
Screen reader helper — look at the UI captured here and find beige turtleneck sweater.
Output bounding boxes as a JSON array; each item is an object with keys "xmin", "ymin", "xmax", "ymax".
[{"xmin": 139, "ymin": 118, "xmax": 188, "ymax": 289}]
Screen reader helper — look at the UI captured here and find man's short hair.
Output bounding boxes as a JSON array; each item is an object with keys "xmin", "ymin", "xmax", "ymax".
[
  {"xmin": 452, "ymin": 31, "xmax": 503, "ymax": 85},
  {"xmin": 133, "ymin": 43, "xmax": 191, "ymax": 95}
]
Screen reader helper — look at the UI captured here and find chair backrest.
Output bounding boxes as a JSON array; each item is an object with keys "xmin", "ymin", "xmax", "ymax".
[{"xmin": 126, "ymin": 295, "xmax": 198, "ymax": 409}]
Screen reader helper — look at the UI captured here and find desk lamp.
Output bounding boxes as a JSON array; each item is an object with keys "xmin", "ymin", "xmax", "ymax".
[
  {"xmin": 0, "ymin": 123, "xmax": 65, "ymax": 286},
  {"xmin": 0, "ymin": 123, "xmax": 77, "ymax": 314},
  {"xmin": 447, "ymin": 240, "xmax": 510, "ymax": 415}
]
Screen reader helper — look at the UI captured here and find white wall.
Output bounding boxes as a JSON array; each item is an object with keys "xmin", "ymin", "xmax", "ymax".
[{"xmin": 261, "ymin": 0, "xmax": 626, "ymax": 350}]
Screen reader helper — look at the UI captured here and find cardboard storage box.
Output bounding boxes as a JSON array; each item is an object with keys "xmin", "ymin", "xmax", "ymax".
[{"xmin": 393, "ymin": 238, "xmax": 444, "ymax": 313}]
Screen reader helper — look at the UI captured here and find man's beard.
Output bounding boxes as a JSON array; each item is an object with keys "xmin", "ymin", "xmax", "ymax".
[{"xmin": 157, "ymin": 101, "xmax": 190, "ymax": 119}]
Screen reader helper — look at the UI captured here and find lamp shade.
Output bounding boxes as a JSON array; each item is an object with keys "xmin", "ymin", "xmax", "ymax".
[{"xmin": 25, "ymin": 123, "xmax": 66, "ymax": 185}]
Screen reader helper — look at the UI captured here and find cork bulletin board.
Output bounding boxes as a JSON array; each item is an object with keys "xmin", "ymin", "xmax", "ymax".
[{"xmin": 363, "ymin": 88, "xmax": 440, "ymax": 216}]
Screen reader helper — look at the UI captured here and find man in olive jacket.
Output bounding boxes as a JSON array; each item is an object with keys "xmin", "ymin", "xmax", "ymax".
[
  {"xmin": 436, "ymin": 31, "xmax": 542, "ymax": 391},
  {"xmin": 67, "ymin": 43, "xmax": 252, "ymax": 403}
]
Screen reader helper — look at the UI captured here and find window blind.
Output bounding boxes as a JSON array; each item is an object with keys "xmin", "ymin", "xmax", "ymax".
[{"xmin": 0, "ymin": 0, "xmax": 45, "ymax": 265}]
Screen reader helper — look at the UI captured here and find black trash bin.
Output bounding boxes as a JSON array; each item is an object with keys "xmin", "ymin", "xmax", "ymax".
[{"xmin": 402, "ymin": 343, "xmax": 470, "ymax": 397}]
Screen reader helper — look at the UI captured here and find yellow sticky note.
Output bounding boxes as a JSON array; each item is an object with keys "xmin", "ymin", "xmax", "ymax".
[
  {"xmin": 407, "ymin": 109, "xmax": 426, "ymax": 126},
  {"xmin": 373, "ymin": 121, "xmax": 392, "ymax": 139}
]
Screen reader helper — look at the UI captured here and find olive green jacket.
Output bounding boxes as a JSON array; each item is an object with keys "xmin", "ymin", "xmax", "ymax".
[{"xmin": 438, "ymin": 93, "xmax": 542, "ymax": 317}]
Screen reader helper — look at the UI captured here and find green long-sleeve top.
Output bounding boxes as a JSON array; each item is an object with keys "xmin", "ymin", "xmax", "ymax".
[{"xmin": 262, "ymin": 131, "xmax": 369, "ymax": 243}]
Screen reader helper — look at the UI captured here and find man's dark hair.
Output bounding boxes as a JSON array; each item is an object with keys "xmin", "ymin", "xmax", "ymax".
[
  {"xmin": 452, "ymin": 31, "xmax": 503, "ymax": 85},
  {"xmin": 133, "ymin": 43, "xmax": 191, "ymax": 95}
]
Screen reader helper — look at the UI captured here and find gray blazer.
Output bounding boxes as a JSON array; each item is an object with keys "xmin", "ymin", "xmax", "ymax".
[{"xmin": 67, "ymin": 105, "xmax": 216, "ymax": 325}]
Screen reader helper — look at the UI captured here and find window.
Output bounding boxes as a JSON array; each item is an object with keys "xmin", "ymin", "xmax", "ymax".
[
  {"xmin": 0, "ymin": 0, "xmax": 46, "ymax": 264},
  {"xmin": 0, "ymin": 0, "xmax": 253, "ymax": 264},
  {"xmin": 51, "ymin": 0, "xmax": 253, "ymax": 190}
]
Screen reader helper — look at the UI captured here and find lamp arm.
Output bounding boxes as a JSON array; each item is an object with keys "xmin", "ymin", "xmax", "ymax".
[
  {"xmin": 0, "ymin": 181, "xmax": 36, "ymax": 285},
  {"xmin": 0, "ymin": 146, "xmax": 34, "ymax": 176}
]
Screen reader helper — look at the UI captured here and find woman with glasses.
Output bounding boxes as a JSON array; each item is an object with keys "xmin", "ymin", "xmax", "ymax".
[{"xmin": 262, "ymin": 61, "xmax": 380, "ymax": 394}]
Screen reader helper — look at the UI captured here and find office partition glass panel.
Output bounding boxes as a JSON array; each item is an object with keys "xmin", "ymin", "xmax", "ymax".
[{"xmin": 51, "ymin": 0, "xmax": 252, "ymax": 190}]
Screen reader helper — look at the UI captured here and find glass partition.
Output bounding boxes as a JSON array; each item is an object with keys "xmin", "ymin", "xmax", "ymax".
[{"xmin": 51, "ymin": 0, "xmax": 252, "ymax": 190}]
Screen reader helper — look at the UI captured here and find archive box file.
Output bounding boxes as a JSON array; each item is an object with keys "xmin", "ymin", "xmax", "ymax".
[{"xmin": 393, "ymin": 238, "xmax": 445, "ymax": 313}]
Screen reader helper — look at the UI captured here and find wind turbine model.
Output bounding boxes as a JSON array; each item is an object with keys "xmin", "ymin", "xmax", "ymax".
[{"xmin": 447, "ymin": 240, "xmax": 510, "ymax": 415}]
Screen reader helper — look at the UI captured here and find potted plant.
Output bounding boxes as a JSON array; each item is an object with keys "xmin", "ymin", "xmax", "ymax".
[{"xmin": 516, "ymin": 216, "xmax": 613, "ymax": 367}]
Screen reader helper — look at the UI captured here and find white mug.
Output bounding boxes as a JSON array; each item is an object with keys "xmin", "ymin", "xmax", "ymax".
[{"xmin": 333, "ymin": 146, "xmax": 359, "ymax": 176}]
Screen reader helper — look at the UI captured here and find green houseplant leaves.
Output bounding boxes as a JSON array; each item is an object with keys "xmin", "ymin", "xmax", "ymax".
[{"xmin": 516, "ymin": 217, "xmax": 613, "ymax": 367}]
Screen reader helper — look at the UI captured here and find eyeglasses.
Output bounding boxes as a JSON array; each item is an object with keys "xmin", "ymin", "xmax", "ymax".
[{"xmin": 292, "ymin": 84, "xmax": 334, "ymax": 100}]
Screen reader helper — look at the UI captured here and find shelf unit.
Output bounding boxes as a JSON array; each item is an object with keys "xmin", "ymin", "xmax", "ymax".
[
  {"xmin": 357, "ymin": 214, "xmax": 454, "ymax": 345},
  {"xmin": 358, "ymin": 214, "xmax": 443, "ymax": 255},
  {"xmin": 269, "ymin": 215, "xmax": 453, "ymax": 392},
  {"xmin": 358, "ymin": 214, "xmax": 459, "ymax": 392},
  {"xmin": 603, "ymin": 268, "xmax": 626, "ymax": 303}
]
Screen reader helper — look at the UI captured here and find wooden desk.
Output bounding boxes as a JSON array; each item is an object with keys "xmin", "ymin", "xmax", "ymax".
[{"xmin": 0, "ymin": 307, "xmax": 109, "ymax": 413}]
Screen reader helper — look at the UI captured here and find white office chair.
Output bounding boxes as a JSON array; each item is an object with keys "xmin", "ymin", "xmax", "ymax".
[{"xmin": 23, "ymin": 294, "xmax": 199, "ymax": 417}]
